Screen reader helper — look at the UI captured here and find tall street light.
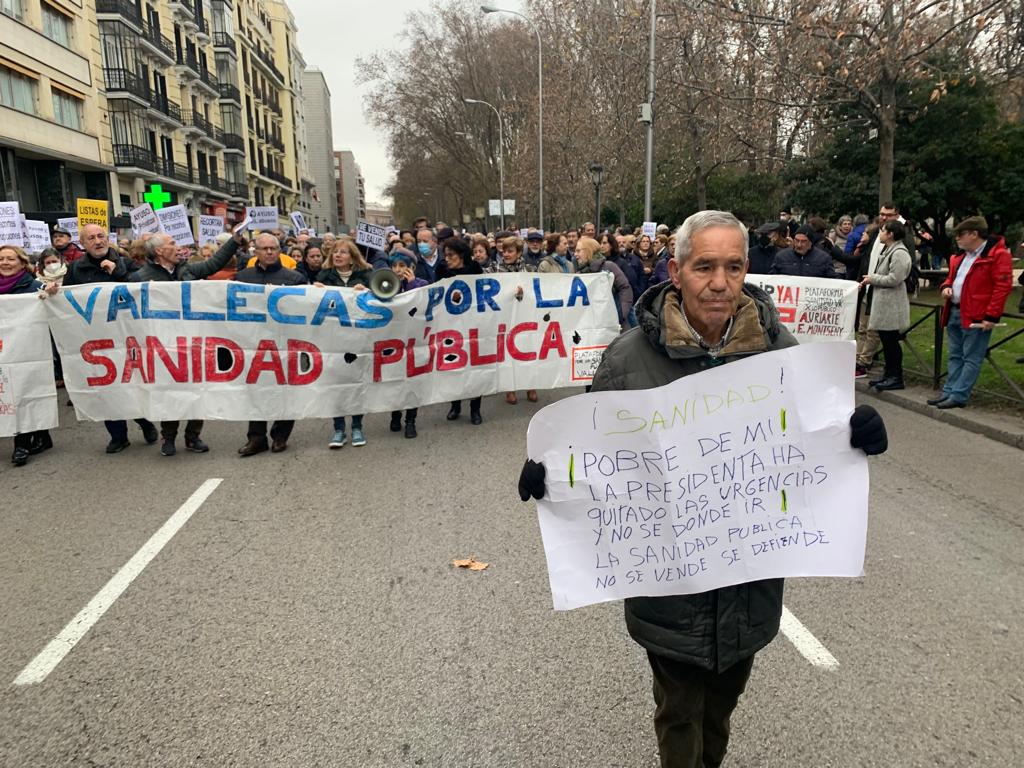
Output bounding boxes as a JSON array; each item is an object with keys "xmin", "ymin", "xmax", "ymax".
[
  {"xmin": 464, "ymin": 98, "xmax": 505, "ymax": 231},
  {"xmin": 481, "ymin": 4, "xmax": 543, "ymax": 231},
  {"xmin": 588, "ymin": 163, "xmax": 604, "ymax": 231}
]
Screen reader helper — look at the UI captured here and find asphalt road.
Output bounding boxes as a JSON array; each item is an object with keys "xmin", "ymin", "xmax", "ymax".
[{"xmin": 1, "ymin": 392, "xmax": 1021, "ymax": 767}]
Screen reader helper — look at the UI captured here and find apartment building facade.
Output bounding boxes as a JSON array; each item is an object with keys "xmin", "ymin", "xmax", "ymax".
[
  {"xmin": 1, "ymin": 0, "xmax": 118, "ymax": 219},
  {"xmin": 333, "ymin": 149, "xmax": 363, "ymax": 233},
  {"xmin": 301, "ymin": 68, "xmax": 335, "ymax": 234}
]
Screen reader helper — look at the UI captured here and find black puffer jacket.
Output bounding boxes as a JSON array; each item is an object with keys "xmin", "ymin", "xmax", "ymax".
[
  {"xmin": 130, "ymin": 238, "xmax": 238, "ymax": 282},
  {"xmin": 590, "ymin": 280, "xmax": 798, "ymax": 672},
  {"xmin": 769, "ymin": 246, "xmax": 836, "ymax": 278}
]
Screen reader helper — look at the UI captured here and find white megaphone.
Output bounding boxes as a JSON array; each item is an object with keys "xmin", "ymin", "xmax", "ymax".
[{"xmin": 368, "ymin": 268, "xmax": 401, "ymax": 300}]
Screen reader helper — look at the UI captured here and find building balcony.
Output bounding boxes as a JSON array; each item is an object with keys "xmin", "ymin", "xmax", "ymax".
[
  {"xmin": 250, "ymin": 47, "xmax": 285, "ymax": 87},
  {"xmin": 149, "ymin": 93, "xmax": 184, "ymax": 127},
  {"xmin": 139, "ymin": 20, "xmax": 175, "ymax": 64},
  {"xmin": 96, "ymin": 0, "xmax": 143, "ymax": 29},
  {"xmin": 103, "ymin": 68, "xmax": 150, "ymax": 104},
  {"xmin": 113, "ymin": 143, "xmax": 157, "ymax": 173},
  {"xmin": 266, "ymin": 168, "xmax": 292, "ymax": 188},
  {"xmin": 227, "ymin": 181, "xmax": 248, "ymax": 199},
  {"xmin": 217, "ymin": 82, "xmax": 241, "ymax": 103},
  {"xmin": 213, "ymin": 31, "xmax": 235, "ymax": 52},
  {"xmin": 174, "ymin": 47, "xmax": 202, "ymax": 80},
  {"xmin": 195, "ymin": 67, "xmax": 219, "ymax": 97},
  {"xmin": 167, "ymin": 0, "xmax": 194, "ymax": 21},
  {"xmin": 222, "ymin": 131, "xmax": 244, "ymax": 153},
  {"xmin": 157, "ymin": 157, "xmax": 197, "ymax": 186},
  {"xmin": 195, "ymin": 13, "xmax": 210, "ymax": 40},
  {"xmin": 207, "ymin": 174, "xmax": 230, "ymax": 196}
]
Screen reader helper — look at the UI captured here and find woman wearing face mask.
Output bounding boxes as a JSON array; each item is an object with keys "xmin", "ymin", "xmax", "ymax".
[{"xmin": 1, "ymin": 245, "xmax": 58, "ymax": 466}]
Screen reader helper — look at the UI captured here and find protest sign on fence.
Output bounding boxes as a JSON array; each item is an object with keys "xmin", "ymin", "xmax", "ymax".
[
  {"xmin": 246, "ymin": 206, "xmax": 279, "ymax": 230},
  {"xmin": 23, "ymin": 220, "xmax": 52, "ymax": 254},
  {"xmin": 526, "ymin": 341, "xmax": 868, "ymax": 610},
  {"xmin": 76, "ymin": 199, "xmax": 109, "ymax": 231},
  {"xmin": 198, "ymin": 215, "xmax": 225, "ymax": 246},
  {"xmin": 290, "ymin": 211, "xmax": 306, "ymax": 232},
  {"xmin": 0, "ymin": 297, "xmax": 59, "ymax": 437},
  {"xmin": 355, "ymin": 219, "xmax": 386, "ymax": 251},
  {"xmin": 745, "ymin": 275, "xmax": 858, "ymax": 343},
  {"xmin": 130, "ymin": 203, "xmax": 161, "ymax": 236},
  {"xmin": 155, "ymin": 204, "xmax": 194, "ymax": 245},
  {"xmin": 0, "ymin": 202, "xmax": 23, "ymax": 247},
  {"xmin": 35, "ymin": 273, "xmax": 618, "ymax": 423},
  {"xmin": 57, "ymin": 218, "xmax": 79, "ymax": 243}
]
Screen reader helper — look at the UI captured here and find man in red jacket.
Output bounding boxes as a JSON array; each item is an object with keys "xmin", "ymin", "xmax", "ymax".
[{"xmin": 930, "ymin": 216, "xmax": 1013, "ymax": 408}]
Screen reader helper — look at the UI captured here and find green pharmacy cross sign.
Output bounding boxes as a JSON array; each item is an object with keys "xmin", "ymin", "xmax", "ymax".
[{"xmin": 144, "ymin": 184, "xmax": 172, "ymax": 210}]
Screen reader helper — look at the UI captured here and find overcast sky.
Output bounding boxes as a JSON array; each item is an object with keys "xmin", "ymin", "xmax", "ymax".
[{"xmin": 287, "ymin": 1, "xmax": 524, "ymax": 204}]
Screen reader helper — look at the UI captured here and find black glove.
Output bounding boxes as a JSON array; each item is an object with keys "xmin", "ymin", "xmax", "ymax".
[
  {"xmin": 518, "ymin": 459, "xmax": 546, "ymax": 501},
  {"xmin": 850, "ymin": 404, "xmax": 887, "ymax": 455}
]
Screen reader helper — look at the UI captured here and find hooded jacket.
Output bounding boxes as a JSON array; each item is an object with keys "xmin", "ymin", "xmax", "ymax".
[
  {"xmin": 940, "ymin": 235, "xmax": 1013, "ymax": 328},
  {"xmin": 590, "ymin": 280, "xmax": 798, "ymax": 672}
]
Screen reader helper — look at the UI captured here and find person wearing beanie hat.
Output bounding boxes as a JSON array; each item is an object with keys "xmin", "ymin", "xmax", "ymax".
[
  {"xmin": 768, "ymin": 224, "xmax": 836, "ymax": 278},
  {"xmin": 931, "ymin": 215, "xmax": 1013, "ymax": 408}
]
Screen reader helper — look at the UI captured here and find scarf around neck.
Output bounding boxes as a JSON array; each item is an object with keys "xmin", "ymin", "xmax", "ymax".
[{"xmin": 0, "ymin": 269, "xmax": 27, "ymax": 294}]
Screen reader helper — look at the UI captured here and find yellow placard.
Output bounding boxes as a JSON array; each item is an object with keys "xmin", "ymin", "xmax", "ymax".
[{"xmin": 76, "ymin": 198, "xmax": 109, "ymax": 231}]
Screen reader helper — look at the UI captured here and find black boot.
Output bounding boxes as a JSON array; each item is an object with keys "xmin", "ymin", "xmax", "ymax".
[
  {"xmin": 28, "ymin": 431, "xmax": 53, "ymax": 455},
  {"xmin": 390, "ymin": 411, "xmax": 402, "ymax": 432},
  {"xmin": 470, "ymin": 407, "xmax": 482, "ymax": 425},
  {"xmin": 873, "ymin": 377, "xmax": 905, "ymax": 391},
  {"xmin": 404, "ymin": 419, "xmax": 417, "ymax": 439},
  {"xmin": 11, "ymin": 446, "xmax": 29, "ymax": 466},
  {"xmin": 447, "ymin": 401, "xmax": 461, "ymax": 421}
]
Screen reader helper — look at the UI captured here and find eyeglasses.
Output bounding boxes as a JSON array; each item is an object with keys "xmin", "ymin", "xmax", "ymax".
[{"xmin": 254, "ymin": 246, "xmax": 279, "ymax": 252}]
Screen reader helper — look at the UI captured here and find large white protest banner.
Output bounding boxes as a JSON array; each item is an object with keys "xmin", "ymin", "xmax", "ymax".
[
  {"xmin": 198, "ymin": 215, "xmax": 225, "ymax": 246},
  {"xmin": 0, "ymin": 201, "xmax": 23, "ymax": 247},
  {"xmin": 41, "ymin": 273, "xmax": 618, "ymax": 422},
  {"xmin": 246, "ymin": 206, "xmax": 279, "ymax": 230},
  {"xmin": 155, "ymin": 204, "xmax": 195, "ymax": 246},
  {"xmin": 745, "ymin": 275, "xmax": 858, "ymax": 343},
  {"xmin": 355, "ymin": 219, "xmax": 386, "ymax": 251},
  {"xmin": 526, "ymin": 341, "xmax": 868, "ymax": 611},
  {"xmin": 23, "ymin": 220, "xmax": 53, "ymax": 254},
  {"xmin": 0, "ymin": 296, "xmax": 59, "ymax": 437},
  {"xmin": 130, "ymin": 203, "xmax": 161, "ymax": 236}
]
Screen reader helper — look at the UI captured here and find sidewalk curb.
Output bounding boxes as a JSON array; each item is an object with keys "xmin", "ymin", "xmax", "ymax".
[{"xmin": 856, "ymin": 381, "xmax": 1024, "ymax": 451}]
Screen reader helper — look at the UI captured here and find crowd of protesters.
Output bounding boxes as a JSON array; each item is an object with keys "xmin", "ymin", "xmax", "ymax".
[{"xmin": 1, "ymin": 207, "xmax": 1020, "ymax": 467}]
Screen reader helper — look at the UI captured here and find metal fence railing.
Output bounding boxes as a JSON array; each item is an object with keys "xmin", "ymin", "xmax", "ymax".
[{"xmin": 903, "ymin": 299, "xmax": 1024, "ymax": 406}]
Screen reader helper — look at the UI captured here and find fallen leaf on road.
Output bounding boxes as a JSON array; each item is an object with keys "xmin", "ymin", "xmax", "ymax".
[{"xmin": 452, "ymin": 557, "xmax": 489, "ymax": 571}]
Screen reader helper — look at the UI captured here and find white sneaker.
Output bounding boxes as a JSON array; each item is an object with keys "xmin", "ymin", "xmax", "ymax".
[
  {"xmin": 329, "ymin": 430, "xmax": 346, "ymax": 449},
  {"xmin": 351, "ymin": 428, "xmax": 366, "ymax": 447}
]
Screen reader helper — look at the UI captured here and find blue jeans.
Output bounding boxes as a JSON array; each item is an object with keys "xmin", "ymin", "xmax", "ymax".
[
  {"xmin": 943, "ymin": 308, "xmax": 992, "ymax": 404},
  {"xmin": 333, "ymin": 415, "xmax": 363, "ymax": 432}
]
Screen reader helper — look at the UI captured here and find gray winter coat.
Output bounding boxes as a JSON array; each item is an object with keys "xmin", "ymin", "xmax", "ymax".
[
  {"xmin": 866, "ymin": 242, "xmax": 911, "ymax": 331},
  {"xmin": 590, "ymin": 280, "xmax": 798, "ymax": 672}
]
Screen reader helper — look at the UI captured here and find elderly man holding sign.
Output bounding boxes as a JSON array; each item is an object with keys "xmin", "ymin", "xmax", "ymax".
[{"xmin": 518, "ymin": 210, "xmax": 888, "ymax": 768}]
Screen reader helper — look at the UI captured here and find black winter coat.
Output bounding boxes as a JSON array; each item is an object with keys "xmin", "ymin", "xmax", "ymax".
[
  {"xmin": 590, "ymin": 280, "xmax": 798, "ymax": 672},
  {"xmin": 769, "ymin": 247, "xmax": 836, "ymax": 278},
  {"xmin": 315, "ymin": 267, "xmax": 371, "ymax": 288},
  {"xmin": 64, "ymin": 251, "xmax": 131, "ymax": 285},
  {"xmin": 130, "ymin": 239, "xmax": 238, "ymax": 283},
  {"xmin": 434, "ymin": 260, "xmax": 484, "ymax": 281},
  {"xmin": 235, "ymin": 261, "xmax": 307, "ymax": 286}
]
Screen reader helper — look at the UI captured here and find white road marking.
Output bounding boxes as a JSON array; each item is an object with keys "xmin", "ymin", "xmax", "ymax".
[
  {"xmin": 780, "ymin": 605, "xmax": 839, "ymax": 670},
  {"xmin": 12, "ymin": 478, "xmax": 223, "ymax": 686}
]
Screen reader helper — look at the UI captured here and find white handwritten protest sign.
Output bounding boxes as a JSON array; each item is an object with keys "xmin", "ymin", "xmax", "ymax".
[
  {"xmin": 355, "ymin": 219, "xmax": 386, "ymax": 251},
  {"xmin": 246, "ymin": 206, "xmax": 279, "ymax": 230},
  {"xmin": 198, "ymin": 215, "xmax": 225, "ymax": 246},
  {"xmin": 642, "ymin": 221, "xmax": 658, "ymax": 239},
  {"xmin": 526, "ymin": 341, "xmax": 868, "ymax": 611},
  {"xmin": 130, "ymin": 203, "xmax": 161, "ymax": 236},
  {"xmin": 41, "ymin": 274, "xmax": 618, "ymax": 422},
  {"xmin": 745, "ymin": 275, "xmax": 858, "ymax": 343},
  {"xmin": 0, "ymin": 201, "xmax": 23, "ymax": 247},
  {"xmin": 0, "ymin": 296, "xmax": 59, "ymax": 437},
  {"xmin": 232, "ymin": 215, "xmax": 252, "ymax": 235},
  {"xmin": 155, "ymin": 204, "xmax": 194, "ymax": 246},
  {"xmin": 290, "ymin": 211, "xmax": 307, "ymax": 232},
  {"xmin": 23, "ymin": 220, "xmax": 53, "ymax": 254},
  {"xmin": 57, "ymin": 218, "xmax": 79, "ymax": 244}
]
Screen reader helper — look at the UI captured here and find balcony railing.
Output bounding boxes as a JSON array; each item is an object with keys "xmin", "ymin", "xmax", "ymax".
[
  {"xmin": 96, "ymin": 0, "xmax": 142, "ymax": 27},
  {"xmin": 222, "ymin": 132, "xmax": 245, "ymax": 151},
  {"xmin": 112, "ymin": 144, "xmax": 157, "ymax": 172},
  {"xmin": 208, "ymin": 175, "xmax": 230, "ymax": 195},
  {"xmin": 103, "ymin": 68, "xmax": 150, "ymax": 101},
  {"xmin": 150, "ymin": 92, "xmax": 184, "ymax": 124},
  {"xmin": 175, "ymin": 46, "xmax": 202, "ymax": 77},
  {"xmin": 227, "ymin": 181, "xmax": 248, "ymax": 198},
  {"xmin": 266, "ymin": 168, "xmax": 292, "ymax": 187},
  {"xmin": 198, "ymin": 67, "xmax": 218, "ymax": 91},
  {"xmin": 156, "ymin": 158, "xmax": 194, "ymax": 185},
  {"xmin": 213, "ymin": 31, "xmax": 235, "ymax": 50},
  {"xmin": 217, "ymin": 83, "xmax": 241, "ymax": 102},
  {"xmin": 140, "ymin": 20, "xmax": 175, "ymax": 61}
]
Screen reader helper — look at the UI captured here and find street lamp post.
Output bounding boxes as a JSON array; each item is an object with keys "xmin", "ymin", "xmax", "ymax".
[
  {"xmin": 463, "ymin": 98, "xmax": 505, "ymax": 232},
  {"xmin": 588, "ymin": 163, "xmax": 604, "ymax": 232},
  {"xmin": 481, "ymin": 4, "xmax": 542, "ymax": 231}
]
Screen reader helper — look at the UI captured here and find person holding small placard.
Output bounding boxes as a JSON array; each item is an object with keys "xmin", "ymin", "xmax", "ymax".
[{"xmin": 518, "ymin": 211, "xmax": 889, "ymax": 768}]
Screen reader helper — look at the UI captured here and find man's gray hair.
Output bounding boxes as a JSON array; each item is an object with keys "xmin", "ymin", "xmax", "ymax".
[
  {"xmin": 145, "ymin": 233, "xmax": 172, "ymax": 258},
  {"xmin": 674, "ymin": 210, "xmax": 749, "ymax": 264}
]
